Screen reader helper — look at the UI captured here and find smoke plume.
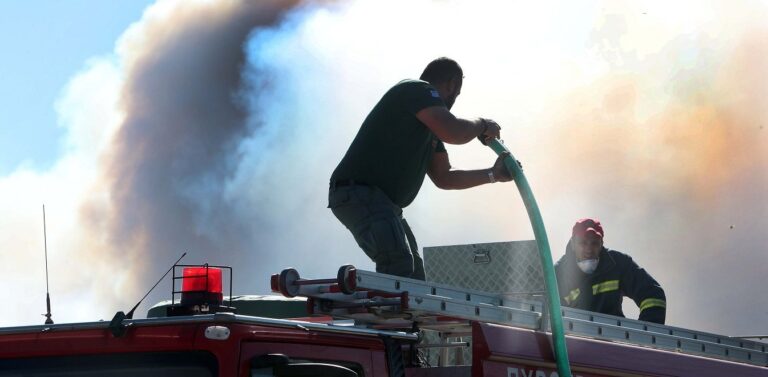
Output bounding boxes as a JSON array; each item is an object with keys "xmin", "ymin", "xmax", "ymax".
[{"xmin": 3, "ymin": 0, "xmax": 766, "ymax": 340}]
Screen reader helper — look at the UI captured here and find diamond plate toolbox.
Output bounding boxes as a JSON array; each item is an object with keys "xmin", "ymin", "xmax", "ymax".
[{"xmin": 423, "ymin": 240, "xmax": 545, "ymax": 298}]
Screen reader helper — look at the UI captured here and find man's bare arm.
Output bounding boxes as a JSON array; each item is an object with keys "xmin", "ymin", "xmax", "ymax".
[
  {"xmin": 428, "ymin": 150, "xmax": 514, "ymax": 190},
  {"xmin": 416, "ymin": 106, "xmax": 500, "ymax": 145}
]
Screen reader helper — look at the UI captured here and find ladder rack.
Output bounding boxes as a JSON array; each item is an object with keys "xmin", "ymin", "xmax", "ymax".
[{"xmin": 271, "ymin": 265, "xmax": 768, "ymax": 367}]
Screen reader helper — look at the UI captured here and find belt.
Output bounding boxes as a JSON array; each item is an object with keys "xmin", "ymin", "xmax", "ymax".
[{"xmin": 330, "ymin": 179, "xmax": 369, "ymax": 189}]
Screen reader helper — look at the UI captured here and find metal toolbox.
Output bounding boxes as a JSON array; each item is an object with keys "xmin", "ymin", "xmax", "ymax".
[{"xmin": 423, "ymin": 240, "xmax": 545, "ymax": 300}]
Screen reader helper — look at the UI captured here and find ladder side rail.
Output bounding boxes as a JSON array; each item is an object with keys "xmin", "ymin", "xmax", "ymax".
[
  {"xmin": 564, "ymin": 316, "xmax": 768, "ymax": 367},
  {"xmin": 561, "ymin": 311, "xmax": 768, "ymax": 367},
  {"xmin": 404, "ymin": 292, "xmax": 542, "ymax": 330},
  {"xmin": 308, "ymin": 290, "xmax": 542, "ymax": 331},
  {"xmin": 355, "ymin": 270, "xmax": 543, "ymax": 311},
  {"xmin": 562, "ymin": 306, "xmax": 768, "ymax": 354},
  {"xmin": 663, "ymin": 325, "xmax": 767, "ymax": 351},
  {"xmin": 300, "ymin": 291, "xmax": 372, "ymax": 302},
  {"xmin": 355, "ymin": 270, "xmax": 502, "ymax": 304}
]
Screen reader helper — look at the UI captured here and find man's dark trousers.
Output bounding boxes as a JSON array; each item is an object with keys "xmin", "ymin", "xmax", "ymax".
[{"xmin": 328, "ymin": 183, "xmax": 425, "ymax": 280}]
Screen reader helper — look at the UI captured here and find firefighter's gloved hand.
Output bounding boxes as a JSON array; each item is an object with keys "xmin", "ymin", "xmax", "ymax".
[
  {"xmin": 491, "ymin": 151, "xmax": 517, "ymax": 182},
  {"xmin": 477, "ymin": 118, "xmax": 501, "ymax": 145}
]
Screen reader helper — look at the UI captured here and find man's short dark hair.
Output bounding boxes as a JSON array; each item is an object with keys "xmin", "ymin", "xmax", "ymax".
[{"xmin": 419, "ymin": 57, "xmax": 463, "ymax": 84}]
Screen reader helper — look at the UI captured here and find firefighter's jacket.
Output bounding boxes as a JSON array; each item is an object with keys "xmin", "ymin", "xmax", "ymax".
[{"xmin": 554, "ymin": 242, "xmax": 667, "ymax": 324}]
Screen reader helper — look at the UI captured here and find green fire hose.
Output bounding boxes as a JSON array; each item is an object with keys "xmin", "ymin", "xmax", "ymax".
[{"xmin": 488, "ymin": 138, "xmax": 572, "ymax": 377}]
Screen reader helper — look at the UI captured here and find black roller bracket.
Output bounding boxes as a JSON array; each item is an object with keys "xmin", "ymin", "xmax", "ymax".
[
  {"xmin": 108, "ymin": 311, "xmax": 128, "ymax": 338},
  {"xmin": 337, "ymin": 264, "xmax": 357, "ymax": 294}
]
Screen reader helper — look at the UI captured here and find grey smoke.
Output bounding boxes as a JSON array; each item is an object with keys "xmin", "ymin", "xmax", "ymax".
[{"xmin": 83, "ymin": 0, "xmax": 302, "ymax": 313}]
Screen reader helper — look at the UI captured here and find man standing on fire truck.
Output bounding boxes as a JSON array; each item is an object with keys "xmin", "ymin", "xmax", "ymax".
[
  {"xmin": 555, "ymin": 218, "xmax": 667, "ymax": 324},
  {"xmin": 328, "ymin": 57, "xmax": 514, "ymax": 280}
]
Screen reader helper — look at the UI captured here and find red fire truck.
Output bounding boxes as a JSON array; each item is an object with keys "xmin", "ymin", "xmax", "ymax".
[{"xmin": 1, "ymin": 263, "xmax": 766, "ymax": 376}]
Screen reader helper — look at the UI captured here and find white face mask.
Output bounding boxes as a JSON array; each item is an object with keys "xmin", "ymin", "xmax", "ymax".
[{"xmin": 577, "ymin": 259, "xmax": 599, "ymax": 274}]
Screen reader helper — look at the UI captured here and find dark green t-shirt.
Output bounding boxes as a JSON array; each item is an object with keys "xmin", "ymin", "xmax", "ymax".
[{"xmin": 331, "ymin": 79, "xmax": 447, "ymax": 208}]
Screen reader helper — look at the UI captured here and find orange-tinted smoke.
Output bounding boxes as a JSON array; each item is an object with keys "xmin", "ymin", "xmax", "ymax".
[
  {"xmin": 545, "ymin": 28, "xmax": 766, "ymax": 203},
  {"xmin": 533, "ymin": 27, "xmax": 767, "ymax": 332}
]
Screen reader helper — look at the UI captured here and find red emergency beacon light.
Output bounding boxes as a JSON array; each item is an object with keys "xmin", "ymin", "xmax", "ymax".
[
  {"xmin": 181, "ymin": 266, "xmax": 223, "ymax": 305},
  {"xmin": 166, "ymin": 264, "xmax": 235, "ymax": 316}
]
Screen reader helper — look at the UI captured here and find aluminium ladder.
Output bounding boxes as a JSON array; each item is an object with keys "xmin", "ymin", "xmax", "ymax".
[{"xmin": 271, "ymin": 265, "xmax": 768, "ymax": 368}]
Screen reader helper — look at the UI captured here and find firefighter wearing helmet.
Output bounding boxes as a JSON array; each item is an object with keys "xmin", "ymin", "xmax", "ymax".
[{"xmin": 555, "ymin": 218, "xmax": 667, "ymax": 324}]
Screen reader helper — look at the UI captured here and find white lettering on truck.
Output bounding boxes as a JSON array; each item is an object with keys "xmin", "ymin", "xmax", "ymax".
[{"xmin": 507, "ymin": 367, "xmax": 584, "ymax": 377}]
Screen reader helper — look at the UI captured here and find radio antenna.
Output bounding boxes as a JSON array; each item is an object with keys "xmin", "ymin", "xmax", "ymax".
[
  {"xmin": 42, "ymin": 205, "xmax": 53, "ymax": 325},
  {"xmin": 109, "ymin": 252, "xmax": 187, "ymax": 337},
  {"xmin": 125, "ymin": 252, "xmax": 187, "ymax": 319}
]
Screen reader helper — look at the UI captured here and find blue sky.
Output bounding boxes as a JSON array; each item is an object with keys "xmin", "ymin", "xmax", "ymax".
[{"xmin": 0, "ymin": 1, "xmax": 153, "ymax": 174}]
